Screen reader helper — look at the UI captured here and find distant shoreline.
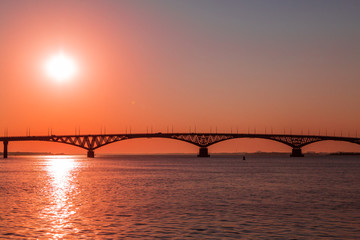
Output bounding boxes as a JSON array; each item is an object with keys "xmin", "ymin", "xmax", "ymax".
[
  {"xmin": 0, "ymin": 152, "xmax": 65, "ymax": 156},
  {"xmin": 1, "ymin": 151, "xmax": 360, "ymax": 156}
]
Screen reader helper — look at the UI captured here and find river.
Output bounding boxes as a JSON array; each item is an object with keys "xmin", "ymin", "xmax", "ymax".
[{"xmin": 1, "ymin": 155, "xmax": 359, "ymax": 239}]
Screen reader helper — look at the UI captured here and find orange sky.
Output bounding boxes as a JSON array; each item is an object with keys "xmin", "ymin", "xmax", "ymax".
[{"xmin": 1, "ymin": 1, "xmax": 360, "ymax": 154}]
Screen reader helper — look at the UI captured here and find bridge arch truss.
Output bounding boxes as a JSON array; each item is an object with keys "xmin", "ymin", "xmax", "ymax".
[{"xmin": 2, "ymin": 133, "xmax": 360, "ymax": 158}]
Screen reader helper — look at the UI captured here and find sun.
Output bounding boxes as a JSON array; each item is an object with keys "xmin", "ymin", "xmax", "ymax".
[{"xmin": 44, "ymin": 51, "xmax": 77, "ymax": 82}]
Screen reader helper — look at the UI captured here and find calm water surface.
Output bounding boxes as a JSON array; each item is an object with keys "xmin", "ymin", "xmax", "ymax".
[{"xmin": 0, "ymin": 155, "xmax": 360, "ymax": 239}]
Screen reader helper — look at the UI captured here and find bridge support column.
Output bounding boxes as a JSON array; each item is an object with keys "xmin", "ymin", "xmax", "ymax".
[
  {"xmin": 3, "ymin": 141, "xmax": 8, "ymax": 159},
  {"xmin": 290, "ymin": 148, "xmax": 304, "ymax": 157},
  {"xmin": 198, "ymin": 147, "xmax": 210, "ymax": 157},
  {"xmin": 87, "ymin": 149, "xmax": 95, "ymax": 158}
]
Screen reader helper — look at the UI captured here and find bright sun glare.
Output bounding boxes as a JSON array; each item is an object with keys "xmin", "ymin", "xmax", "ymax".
[{"xmin": 44, "ymin": 51, "xmax": 77, "ymax": 82}]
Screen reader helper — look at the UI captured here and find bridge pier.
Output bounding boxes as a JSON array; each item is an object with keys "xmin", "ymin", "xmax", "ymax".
[
  {"xmin": 198, "ymin": 147, "xmax": 210, "ymax": 157},
  {"xmin": 290, "ymin": 148, "xmax": 304, "ymax": 157},
  {"xmin": 3, "ymin": 141, "xmax": 8, "ymax": 159},
  {"xmin": 87, "ymin": 149, "xmax": 95, "ymax": 158}
]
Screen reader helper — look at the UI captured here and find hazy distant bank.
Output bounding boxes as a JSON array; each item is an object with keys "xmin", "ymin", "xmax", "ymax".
[
  {"xmin": 0, "ymin": 152, "xmax": 65, "ymax": 156},
  {"xmin": 1, "ymin": 151, "xmax": 359, "ymax": 157}
]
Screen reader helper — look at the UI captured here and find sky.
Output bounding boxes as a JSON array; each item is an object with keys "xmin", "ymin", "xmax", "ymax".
[{"xmin": 0, "ymin": 0, "xmax": 360, "ymax": 154}]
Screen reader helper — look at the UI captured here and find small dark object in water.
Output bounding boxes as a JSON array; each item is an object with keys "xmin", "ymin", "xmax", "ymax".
[{"xmin": 243, "ymin": 156, "xmax": 246, "ymax": 160}]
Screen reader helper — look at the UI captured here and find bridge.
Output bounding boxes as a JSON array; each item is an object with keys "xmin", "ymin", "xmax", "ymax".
[{"xmin": 1, "ymin": 133, "xmax": 360, "ymax": 158}]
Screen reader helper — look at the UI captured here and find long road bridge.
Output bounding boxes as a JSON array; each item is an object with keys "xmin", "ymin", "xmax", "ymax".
[{"xmin": 1, "ymin": 133, "xmax": 360, "ymax": 158}]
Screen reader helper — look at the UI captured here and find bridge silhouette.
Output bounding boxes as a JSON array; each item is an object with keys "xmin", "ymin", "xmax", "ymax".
[{"xmin": 1, "ymin": 133, "xmax": 360, "ymax": 158}]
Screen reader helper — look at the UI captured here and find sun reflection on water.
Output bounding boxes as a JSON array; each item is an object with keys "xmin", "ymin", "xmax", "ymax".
[{"xmin": 41, "ymin": 156, "xmax": 81, "ymax": 238}]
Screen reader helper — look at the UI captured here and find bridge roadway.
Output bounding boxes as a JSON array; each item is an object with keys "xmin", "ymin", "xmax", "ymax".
[{"xmin": 1, "ymin": 133, "xmax": 360, "ymax": 158}]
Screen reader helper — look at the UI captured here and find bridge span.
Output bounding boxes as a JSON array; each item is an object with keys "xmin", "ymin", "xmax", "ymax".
[{"xmin": 1, "ymin": 133, "xmax": 360, "ymax": 158}]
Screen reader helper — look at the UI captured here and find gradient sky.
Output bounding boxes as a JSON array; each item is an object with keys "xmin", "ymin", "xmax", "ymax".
[{"xmin": 1, "ymin": 0, "xmax": 360, "ymax": 153}]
